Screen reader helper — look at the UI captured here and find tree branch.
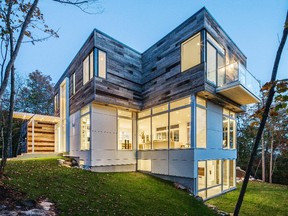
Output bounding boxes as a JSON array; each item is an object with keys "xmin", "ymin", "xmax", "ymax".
[{"xmin": 0, "ymin": 0, "xmax": 40, "ymax": 99}]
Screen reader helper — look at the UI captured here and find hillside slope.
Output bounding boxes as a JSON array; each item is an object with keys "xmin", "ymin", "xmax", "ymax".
[{"xmin": 3, "ymin": 158, "xmax": 216, "ymax": 215}]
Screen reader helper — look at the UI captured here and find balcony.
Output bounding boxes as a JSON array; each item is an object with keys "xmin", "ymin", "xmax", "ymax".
[{"xmin": 216, "ymin": 62, "xmax": 260, "ymax": 105}]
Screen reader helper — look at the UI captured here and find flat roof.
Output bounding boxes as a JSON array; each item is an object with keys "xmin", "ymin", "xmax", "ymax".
[{"xmin": 13, "ymin": 111, "xmax": 60, "ymax": 124}]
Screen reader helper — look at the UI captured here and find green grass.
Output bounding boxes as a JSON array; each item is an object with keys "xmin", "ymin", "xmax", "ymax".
[
  {"xmin": 4, "ymin": 158, "xmax": 216, "ymax": 215},
  {"xmin": 207, "ymin": 181, "xmax": 288, "ymax": 216}
]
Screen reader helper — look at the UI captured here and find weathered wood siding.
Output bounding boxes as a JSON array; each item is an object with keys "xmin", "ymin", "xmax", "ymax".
[
  {"xmin": 141, "ymin": 10, "xmax": 206, "ymax": 109},
  {"xmin": 204, "ymin": 10, "xmax": 247, "ymax": 67},
  {"xmin": 54, "ymin": 7, "xmax": 248, "ymax": 114},
  {"xmin": 54, "ymin": 32, "xmax": 95, "ymax": 115},
  {"xmin": 94, "ymin": 30, "xmax": 142, "ymax": 110},
  {"xmin": 27, "ymin": 121, "xmax": 55, "ymax": 153}
]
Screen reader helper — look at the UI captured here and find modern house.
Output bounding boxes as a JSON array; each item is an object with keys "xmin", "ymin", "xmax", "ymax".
[{"xmin": 52, "ymin": 7, "xmax": 260, "ymax": 200}]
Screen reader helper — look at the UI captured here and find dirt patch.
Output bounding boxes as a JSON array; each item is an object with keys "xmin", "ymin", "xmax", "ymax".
[
  {"xmin": 0, "ymin": 183, "xmax": 25, "ymax": 210},
  {"xmin": 0, "ymin": 182, "xmax": 57, "ymax": 215}
]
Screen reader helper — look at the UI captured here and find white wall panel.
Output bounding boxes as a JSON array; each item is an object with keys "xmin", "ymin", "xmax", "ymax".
[
  {"xmin": 207, "ymin": 101, "xmax": 223, "ymax": 149},
  {"xmin": 91, "ymin": 103, "xmax": 136, "ymax": 167}
]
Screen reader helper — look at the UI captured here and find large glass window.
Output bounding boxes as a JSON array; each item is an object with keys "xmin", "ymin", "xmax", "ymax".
[
  {"xmin": 138, "ymin": 97, "xmax": 192, "ymax": 151},
  {"xmin": 196, "ymin": 97, "xmax": 207, "ymax": 148},
  {"xmin": 83, "ymin": 50, "xmax": 94, "ymax": 85},
  {"xmin": 222, "ymin": 109, "xmax": 236, "ymax": 149},
  {"xmin": 98, "ymin": 50, "xmax": 106, "ymax": 79},
  {"xmin": 138, "ymin": 118, "xmax": 151, "ymax": 150},
  {"xmin": 170, "ymin": 97, "xmax": 191, "ymax": 110},
  {"xmin": 83, "ymin": 49, "xmax": 107, "ymax": 85},
  {"xmin": 198, "ymin": 161, "xmax": 206, "ymax": 190},
  {"xmin": 169, "ymin": 107, "xmax": 191, "ymax": 149},
  {"xmin": 206, "ymin": 33, "xmax": 226, "ymax": 85},
  {"xmin": 217, "ymin": 54, "xmax": 226, "ymax": 86},
  {"xmin": 207, "ymin": 43, "xmax": 217, "ymax": 84},
  {"xmin": 198, "ymin": 160, "xmax": 234, "ymax": 199},
  {"xmin": 80, "ymin": 106, "xmax": 90, "ymax": 150},
  {"xmin": 118, "ymin": 110, "xmax": 132, "ymax": 150},
  {"xmin": 152, "ymin": 113, "xmax": 168, "ymax": 149},
  {"xmin": 152, "ymin": 103, "xmax": 168, "ymax": 114},
  {"xmin": 223, "ymin": 160, "xmax": 236, "ymax": 190},
  {"xmin": 181, "ymin": 33, "xmax": 201, "ymax": 72},
  {"xmin": 138, "ymin": 109, "xmax": 151, "ymax": 118}
]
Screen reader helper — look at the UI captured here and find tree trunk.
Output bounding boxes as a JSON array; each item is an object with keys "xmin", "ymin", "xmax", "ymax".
[
  {"xmin": 234, "ymin": 11, "xmax": 288, "ymax": 216},
  {"xmin": 0, "ymin": 11, "xmax": 16, "ymax": 177},
  {"xmin": 262, "ymin": 134, "xmax": 265, "ymax": 182},
  {"xmin": 0, "ymin": 65, "xmax": 15, "ymax": 177},
  {"xmin": 269, "ymin": 133, "xmax": 274, "ymax": 183}
]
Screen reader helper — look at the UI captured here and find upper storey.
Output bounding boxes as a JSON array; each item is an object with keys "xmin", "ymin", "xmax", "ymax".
[{"xmin": 54, "ymin": 7, "xmax": 260, "ymax": 116}]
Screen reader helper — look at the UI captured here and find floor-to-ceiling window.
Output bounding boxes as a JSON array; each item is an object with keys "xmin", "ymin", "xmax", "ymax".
[
  {"xmin": 196, "ymin": 97, "xmax": 207, "ymax": 148},
  {"xmin": 138, "ymin": 116, "xmax": 151, "ymax": 150},
  {"xmin": 80, "ymin": 105, "xmax": 90, "ymax": 150},
  {"xmin": 118, "ymin": 110, "xmax": 132, "ymax": 150},
  {"xmin": 137, "ymin": 97, "xmax": 192, "ymax": 150},
  {"xmin": 222, "ymin": 108, "xmax": 236, "ymax": 149},
  {"xmin": 223, "ymin": 160, "xmax": 236, "ymax": 191},
  {"xmin": 206, "ymin": 33, "xmax": 226, "ymax": 85},
  {"xmin": 152, "ymin": 112, "xmax": 168, "ymax": 149},
  {"xmin": 198, "ymin": 159, "xmax": 235, "ymax": 199},
  {"xmin": 169, "ymin": 107, "xmax": 191, "ymax": 149}
]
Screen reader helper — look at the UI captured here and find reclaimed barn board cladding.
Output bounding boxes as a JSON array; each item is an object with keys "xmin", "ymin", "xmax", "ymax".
[
  {"xmin": 54, "ymin": 31, "xmax": 95, "ymax": 115},
  {"xmin": 54, "ymin": 7, "xmax": 248, "ymax": 114},
  {"xmin": 94, "ymin": 30, "xmax": 143, "ymax": 110},
  {"xmin": 141, "ymin": 9, "xmax": 206, "ymax": 109},
  {"xmin": 27, "ymin": 121, "xmax": 55, "ymax": 153},
  {"xmin": 203, "ymin": 10, "xmax": 247, "ymax": 66}
]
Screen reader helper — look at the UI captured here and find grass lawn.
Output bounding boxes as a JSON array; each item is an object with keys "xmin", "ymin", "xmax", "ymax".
[
  {"xmin": 3, "ymin": 158, "xmax": 217, "ymax": 215},
  {"xmin": 207, "ymin": 181, "xmax": 288, "ymax": 216}
]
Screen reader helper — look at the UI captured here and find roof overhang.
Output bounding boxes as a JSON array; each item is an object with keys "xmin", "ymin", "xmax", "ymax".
[{"xmin": 13, "ymin": 111, "xmax": 60, "ymax": 124}]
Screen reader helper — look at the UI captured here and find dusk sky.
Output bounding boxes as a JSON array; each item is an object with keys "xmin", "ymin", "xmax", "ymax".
[{"xmin": 16, "ymin": 0, "xmax": 288, "ymax": 85}]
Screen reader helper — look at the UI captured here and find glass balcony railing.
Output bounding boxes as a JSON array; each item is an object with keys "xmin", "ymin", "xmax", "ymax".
[{"xmin": 217, "ymin": 62, "xmax": 260, "ymax": 100}]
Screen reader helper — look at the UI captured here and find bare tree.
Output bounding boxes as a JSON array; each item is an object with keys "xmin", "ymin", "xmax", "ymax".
[
  {"xmin": 234, "ymin": 11, "xmax": 288, "ymax": 215},
  {"xmin": 0, "ymin": 0, "xmax": 102, "ymax": 178}
]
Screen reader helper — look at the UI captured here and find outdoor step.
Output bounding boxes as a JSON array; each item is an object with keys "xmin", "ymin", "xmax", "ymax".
[{"xmin": 14, "ymin": 153, "xmax": 63, "ymax": 159}]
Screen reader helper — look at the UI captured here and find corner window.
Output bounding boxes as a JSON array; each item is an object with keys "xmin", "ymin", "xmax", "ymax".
[
  {"xmin": 206, "ymin": 33, "xmax": 226, "ymax": 85},
  {"xmin": 222, "ymin": 108, "xmax": 236, "ymax": 149},
  {"xmin": 118, "ymin": 110, "xmax": 132, "ymax": 150},
  {"xmin": 80, "ymin": 106, "xmax": 90, "ymax": 150},
  {"xmin": 181, "ymin": 33, "xmax": 201, "ymax": 72},
  {"xmin": 196, "ymin": 97, "xmax": 207, "ymax": 148},
  {"xmin": 98, "ymin": 50, "xmax": 106, "ymax": 79},
  {"xmin": 198, "ymin": 160, "xmax": 222, "ymax": 199},
  {"xmin": 138, "ymin": 117, "xmax": 151, "ymax": 150},
  {"xmin": 83, "ymin": 50, "xmax": 94, "ymax": 85}
]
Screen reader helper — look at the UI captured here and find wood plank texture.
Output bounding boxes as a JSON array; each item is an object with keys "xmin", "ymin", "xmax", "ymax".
[
  {"xmin": 27, "ymin": 121, "xmax": 55, "ymax": 153},
  {"xmin": 54, "ymin": 8, "xmax": 247, "ymax": 114}
]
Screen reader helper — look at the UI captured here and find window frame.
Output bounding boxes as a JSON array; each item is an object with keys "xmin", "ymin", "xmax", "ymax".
[
  {"xmin": 137, "ymin": 96, "xmax": 192, "ymax": 150},
  {"xmin": 82, "ymin": 50, "xmax": 94, "ymax": 85},
  {"xmin": 180, "ymin": 32, "xmax": 202, "ymax": 73},
  {"xmin": 117, "ymin": 109, "xmax": 133, "ymax": 150},
  {"xmin": 94, "ymin": 48, "xmax": 107, "ymax": 79},
  {"xmin": 196, "ymin": 96, "xmax": 207, "ymax": 148},
  {"xmin": 80, "ymin": 105, "xmax": 91, "ymax": 151},
  {"xmin": 71, "ymin": 72, "xmax": 76, "ymax": 95},
  {"xmin": 205, "ymin": 32, "xmax": 226, "ymax": 86},
  {"xmin": 222, "ymin": 108, "xmax": 236, "ymax": 149}
]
